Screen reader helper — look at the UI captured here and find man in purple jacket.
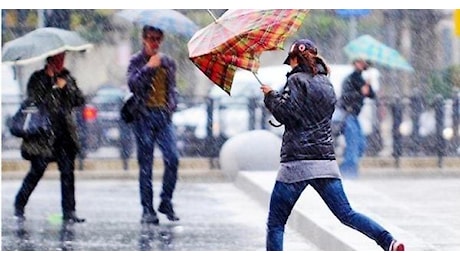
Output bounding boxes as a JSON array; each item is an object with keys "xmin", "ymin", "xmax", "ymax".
[{"xmin": 127, "ymin": 25, "xmax": 180, "ymax": 225}]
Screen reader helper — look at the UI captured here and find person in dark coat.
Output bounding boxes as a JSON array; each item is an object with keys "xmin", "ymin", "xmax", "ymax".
[
  {"xmin": 127, "ymin": 25, "xmax": 180, "ymax": 225},
  {"xmin": 337, "ymin": 58, "xmax": 376, "ymax": 177},
  {"xmin": 14, "ymin": 52, "xmax": 86, "ymax": 223},
  {"xmin": 260, "ymin": 39, "xmax": 404, "ymax": 251}
]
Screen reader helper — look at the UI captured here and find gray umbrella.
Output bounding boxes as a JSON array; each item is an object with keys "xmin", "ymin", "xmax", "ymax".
[
  {"xmin": 115, "ymin": 9, "xmax": 199, "ymax": 39},
  {"xmin": 2, "ymin": 27, "xmax": 93, "ymax": 65}
]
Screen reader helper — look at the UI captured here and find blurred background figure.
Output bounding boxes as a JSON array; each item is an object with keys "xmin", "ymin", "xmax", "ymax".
[
  {"xmin": 336, "ymin": 58, "xmax": 376, "ymax": 178},
  {"xmin": 127, "ymin": 25, "xmax": 180, "ymax": 225}
]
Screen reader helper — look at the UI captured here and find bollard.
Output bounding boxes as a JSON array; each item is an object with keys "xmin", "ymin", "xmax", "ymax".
[
  {"xmin": 433, "ymin": 94, "xmax": 445, "ymax": 168},
  {"xmin": 248, "ymin": 97, "xmax": 257, "ymax": 131},
  {"xmin": 75, "ymin": 105, "xmax": 87, "ymax": 170},
  {"xmin": 391, "ymin": 96, "xmax": 403, "ymax": 168},
  {"xmin": 261, "ymin": 105, "xmax": 269, "ymax": 130},
  {"xmin": 119, "ymin": 120, "xmax": 134, "ymax": 171},
  {"xmin": 452, "ymin": 91, "xmax": 459, "ymax": 155},
  {"xmin": 205, "ymin": 97, "xmax": 219, "ymax": 168},
  {"xmin": 409, "ymin": 89, "xmax": 425, "ymax": 155}
]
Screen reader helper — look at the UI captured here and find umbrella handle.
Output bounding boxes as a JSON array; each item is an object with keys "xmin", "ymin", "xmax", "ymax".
[
  {"xmin": 252, "ymin": 72, "xmax": 263, "ymax": 86},
  {"xmin": 257, "ymin": 72, "xmax": 280, "ymax": 127},
  {"xmin": 268, "ymin": 120, "xmax": 283, "ymax": 128}
]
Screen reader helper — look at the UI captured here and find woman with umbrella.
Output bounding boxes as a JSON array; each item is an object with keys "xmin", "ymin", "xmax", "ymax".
[
  {"xmin": 14, "ymin": 52, "xmax": 86, "ymax": 224},
  {"xmin": 260, "ymin": 39, "xmax": 404, "ymax": 251}
]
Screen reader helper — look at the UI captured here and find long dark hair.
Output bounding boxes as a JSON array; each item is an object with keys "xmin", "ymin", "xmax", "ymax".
[{"xmin": 294, "ymin": 49, "xmax": 330, "ymax": 76}]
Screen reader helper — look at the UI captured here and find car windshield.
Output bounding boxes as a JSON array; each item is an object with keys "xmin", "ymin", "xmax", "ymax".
[{"xmin": 92, "ymin": 87, "xmax": 125, "ymax": 103}]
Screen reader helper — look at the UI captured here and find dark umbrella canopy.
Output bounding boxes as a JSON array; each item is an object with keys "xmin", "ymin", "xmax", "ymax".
[{"xmin": 2, "ymin": 27, "xmax": 93, "ymax": 65}]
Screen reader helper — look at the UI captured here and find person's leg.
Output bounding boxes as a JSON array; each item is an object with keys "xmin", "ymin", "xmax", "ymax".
[
  {"xmin": 157, "ymin": 120, "xmax": 180, "ymax": 221},
  {"xmin": 58, "ymin": 152, "xmax": 75, "ymax": 214},
  {"xmin": 14, "ymin": 157, "xmax": 48, "ymax": 218},
  {"xmin": 356, "ymin": 121, "xmax": 367, "ymax": 158},
  {"xmin": 266, "ymin": 181, "xmax": 307, "ymax": 251},
  {"xmin": 340, "ymin": 115, "xmax": 362, "ymax": 178},
  {"xmin": 56, "ymin": 147, "xmax": 84, "ymax": 222},
  {"xmin": 310, "ymin": 178, "xmax": 394, "ymax": 250},
  {"xmin": 133, "ymin": 115, "xmax": 157, "ymax": 218},
  {"xmin": 157, "ymin": 121, "xmax": 179, "ymax": 202}
]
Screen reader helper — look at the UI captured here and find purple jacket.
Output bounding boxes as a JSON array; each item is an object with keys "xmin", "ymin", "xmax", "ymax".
[{"xmin": 127, "ymin": 50, "xmax": 179, "ymax": 114}]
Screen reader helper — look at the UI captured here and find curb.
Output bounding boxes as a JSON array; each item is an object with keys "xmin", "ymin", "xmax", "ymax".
[
  {"xmin": 1, "ymin": 168, "xmax": 226, "ymax": 182},
  {"xmin": 234, "ymin": 171, "xmax": 357, "ymax": 250},
  {"xmin": 2, "ymin": 156, "xmax": 459, "ymax": 180},
  {"xmin": 234, "ymin": 171, "xmax": 446, "ymax": 251}
]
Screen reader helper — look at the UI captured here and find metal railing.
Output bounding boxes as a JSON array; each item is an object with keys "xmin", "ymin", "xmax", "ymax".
[{"xmin": 2, "ymin": 92, "xmax": 459, "ymax": 169}]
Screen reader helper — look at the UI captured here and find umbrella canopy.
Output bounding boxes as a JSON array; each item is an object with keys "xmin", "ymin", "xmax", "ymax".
[
  {"xmin": 2, "ymin": 27, "xmax": 93, "ymax": 65},
  {"xmin": 115, "ymin": 9, "xmax": 199, "ymax": 39},
  {"xmin": 344, "ymin": 34, "xmax": 414, "ymax": 72},
  {"xmin": 188, "ymin": 9, "xmax": 309, "ymax": 95}
]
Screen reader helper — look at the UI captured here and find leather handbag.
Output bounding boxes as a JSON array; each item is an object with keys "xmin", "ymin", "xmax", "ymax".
[
  {"xmin": 9, "ymin": 99, "xmax": 53, "ymax": 138},
  {"xmin": 120, "ymin": 94, "xmax": 139, "ymax": 123}
]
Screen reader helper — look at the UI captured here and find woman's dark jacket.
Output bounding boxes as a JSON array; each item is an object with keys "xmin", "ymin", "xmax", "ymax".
[
  {"xmin": 21, "ymin": 68, "xmax": 85, "ymax": 161},
  {"xmin": 264, "ymin": 63, "xmax": 337, "ymax": 163}
]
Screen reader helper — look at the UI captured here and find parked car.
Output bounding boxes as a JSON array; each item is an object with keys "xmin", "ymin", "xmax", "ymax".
[{"xmin": 79, "ymin": 84, "xmax": 134, "ymax": 165}]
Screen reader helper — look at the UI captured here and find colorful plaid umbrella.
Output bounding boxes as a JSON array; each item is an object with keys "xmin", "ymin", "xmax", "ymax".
[
  {"xmin": 188, "ymin": 9, "xmax": 309, "ymax": 95},
  {"xmin": 344, "ymin": 34, "xmax": 414, "ymax": 72}
]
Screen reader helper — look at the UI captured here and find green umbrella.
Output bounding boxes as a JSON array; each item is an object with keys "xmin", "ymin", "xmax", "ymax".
[{"xmin": 344, "ymin": 34, "xmax": 413, "ymax": 72}]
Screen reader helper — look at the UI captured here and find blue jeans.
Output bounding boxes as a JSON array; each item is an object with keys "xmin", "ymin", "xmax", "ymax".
[
  {"xmin": 340, "ymin": 114, "xmax": 366, "ymax": 178},
  {"xmin": 266, "ymin": 179, "xmax": 394, "ymax": 251},
  {"xmin": 133, "ymin": 109, "xmax": 179, "ymax": 215}
]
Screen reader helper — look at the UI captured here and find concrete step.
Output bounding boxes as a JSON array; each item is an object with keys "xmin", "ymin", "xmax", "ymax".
[
  {"xmin": 2, "ymin": 156, "xmax": 459, "ymax": 180},
  {"xmin": 358, "ymin": 156, "xmax": 460, "ymax": 168},
  {"xmin": 1, "ymin": 157, "xmax": 217, "ymax": 172}
]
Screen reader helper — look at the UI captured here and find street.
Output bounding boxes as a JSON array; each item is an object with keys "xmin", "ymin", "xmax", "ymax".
[{"xmin": 1, "ymin": 179, "xmax": 317, "ymax": 251}]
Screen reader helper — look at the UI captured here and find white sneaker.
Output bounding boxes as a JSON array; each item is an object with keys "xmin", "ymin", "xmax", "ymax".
[{"xmin": 389, "ymin": 240, "xmax": 405, "ymax": 251}]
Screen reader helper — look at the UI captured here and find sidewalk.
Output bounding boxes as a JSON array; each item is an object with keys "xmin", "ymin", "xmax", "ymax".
[
  {"xmin": 2, "ymin": 155, "xmax": 460, "ymax": 251},
  {"xmin": 234, "ymin": 170, "xmax": 460, "ymax": 251}
]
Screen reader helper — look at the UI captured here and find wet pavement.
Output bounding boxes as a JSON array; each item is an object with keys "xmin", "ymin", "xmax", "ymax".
[
  {"xmin": 1, "ymin": 179, "xmax": 317, "ymax": 251},
  {"xmin": 236, "ymin": 171, "xmax": 460, "ymax": 251},
  {"xmin": 2, "ymin": 154, "xmax": 460, "ymax": 254}
]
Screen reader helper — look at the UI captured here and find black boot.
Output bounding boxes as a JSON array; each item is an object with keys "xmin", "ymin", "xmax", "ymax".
[
  {"xmin": 141, "ymin": 212, "xmax": 159, "ymax": 225},
  {"xmin": 158, "ymin": 201, "xmax": 180, "ymax": 221},
  {"xmin": 63, "ymin": 211, "xmax": 85, "ymax": 223},
  {"xmin": 14, "ymin": 207, "xmax": 26, "ymax": 223}
]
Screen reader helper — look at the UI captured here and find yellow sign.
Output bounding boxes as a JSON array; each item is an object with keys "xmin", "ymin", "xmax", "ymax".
[{"xmin": 455, "ymin": 9, "xmax": 460, "ymax": 36}]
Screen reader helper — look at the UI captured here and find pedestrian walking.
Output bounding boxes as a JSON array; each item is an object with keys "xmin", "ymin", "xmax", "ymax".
[
  {"xmin": 337, "ymin": 58, "xmax": 376, "ymax": 178},
  {"xmin": 126, "ymin": 25, "xmax": 180, "ymax": 225},
  {"xmin": 260, "ymin": 39, "xmax": 404, "ymax": 251},
  {"xmin": 14, "ymin": 52, "xmax": 86, "ymax": 223}
]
